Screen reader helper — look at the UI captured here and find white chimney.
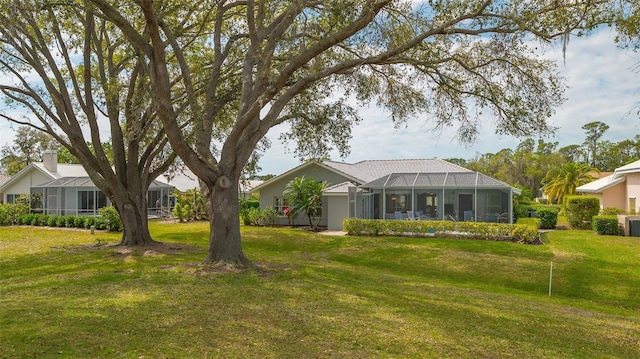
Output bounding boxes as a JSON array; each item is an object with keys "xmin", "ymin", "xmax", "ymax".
[{"xmin": 42, "ymin": 150, "xmax": 58, "ymax": 172}]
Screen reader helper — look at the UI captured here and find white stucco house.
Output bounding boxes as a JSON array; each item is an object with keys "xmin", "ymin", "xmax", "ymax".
[
  {"xmin": 251, "ymin": 158, "xmax": 521, "ymax": 230},
  {"xmin": 1, "ymin": 151, "xmax": 264, "ymax": 216},
  {"xmin": 0, "ymin": 150, "xmax": 174, "ymax": 216}
]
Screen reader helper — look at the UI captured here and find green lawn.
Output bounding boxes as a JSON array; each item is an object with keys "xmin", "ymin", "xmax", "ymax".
[{"xmin": 1, "ymin": 222, "xmax": 639, "ymax": 358}]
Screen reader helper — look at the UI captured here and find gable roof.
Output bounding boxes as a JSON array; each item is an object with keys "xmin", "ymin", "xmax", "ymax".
[
  {"xmin": 0, "ymin": 162, "xmax": 81, "ymax": 193},
  {"xmin": 323, "ymin": 158, "xmax": 471, "ymax": 184},
  {"xmin": 252, "ymin": 158, "xmax": 472, "ymax": 192},
  {"xmin": 614, "ymin": 159, "xmax": 640, "ymax": 175},
  {"xmin": 576, "ymin": 159, "xmax": 640, "ymax": 193},
  {"xmin": 362, "ymin": 171, "xmax": 515, "ymax": 189},
  {"xmin": 0, "ymin": 174, "xmax": 10, "ymax": 187}
]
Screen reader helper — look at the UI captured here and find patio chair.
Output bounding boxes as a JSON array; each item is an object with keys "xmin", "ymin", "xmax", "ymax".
[
  {"xmin": 406, "ymin": 211, "xmax": 417, "ymax": 220},
  {"xmin": 394, "ymin": 211, "xmax": 404, "ymax": 220},
  {"xmin": 497, "ymin": 212, "xmax": 510, "ymax": 223}
]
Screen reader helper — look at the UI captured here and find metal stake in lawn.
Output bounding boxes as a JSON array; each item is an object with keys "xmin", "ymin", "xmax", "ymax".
[{"xmin": 549, "ymin": 261, "xmax": 553, "ymax": 297}]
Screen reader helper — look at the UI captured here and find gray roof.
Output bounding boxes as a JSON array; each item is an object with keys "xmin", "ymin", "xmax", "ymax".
[
  {"xmin": 35, "ymin": 176, "xmax": 173, "ymax": 189},
  {"xmin": 322, "ymin": 158, "xmax": 471, "ymax": 184},
  {"xmin": 0, "ymin": 174, "xmax": 10, "ymax": 187},
  {"xmin": 323, "ymin": 181, "xmax": 359, "ymax": 195},
  {"xmin": 363, "ymin": 172, "xmax": 514, "ymax": 189}
]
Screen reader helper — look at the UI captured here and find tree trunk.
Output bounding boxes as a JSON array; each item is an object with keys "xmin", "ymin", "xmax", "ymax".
[
  {"xmin": 203, "ymin": 176, "xmax": 250, "ymax": 267},
  {"xmin": 116, "ymin": 194, "xmax": 158, "ymax": 246}
]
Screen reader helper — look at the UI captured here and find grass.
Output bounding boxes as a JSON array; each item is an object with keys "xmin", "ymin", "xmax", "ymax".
[{"xmin": 1, "ymin": 222, "xmax": 639, "ymax": 358}]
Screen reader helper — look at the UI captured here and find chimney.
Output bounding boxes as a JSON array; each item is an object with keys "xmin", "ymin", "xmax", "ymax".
[{"xmin": 42, "ymin": 150, "xmax": 58, "ymax": 172}]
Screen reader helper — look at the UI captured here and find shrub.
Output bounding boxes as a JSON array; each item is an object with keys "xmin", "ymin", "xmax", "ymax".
[
  {"xmin": 47, "ymin": 216, "xmax": 58, "ymax": 227},
  {"xmin": 99, "ymin": 206, "xmax": 122, "ymax": 232},
  {"xmin": 342, "ymin": 219, "xmax": 540, "ymax": 244},
  {"xmin": 56, "ymin": 215, "xmax": 67, "ymax": 227},
  {"xmin": 601, "ymin": 207, "xmax": 625, "ymax": 215},
  {"xmin": 592, "ymin": 216, "xmax": 623, "ymax": 236},
  {"xmin": 261, "ymin": 207, "xmax": 280, "ymax": 226},
  {"xmin": 516, "ymin": 217, "xmax": 540, "ymax": 228},
  {"xmin": 93, "ymin": 216, "xmax": 108, "ymax": 230},
  {"xmin": 18, "ymin": 213, "xmax": 34, "ymax": 225},
  {"xmin": 84, "ymin": 216, "xmax": 96, "ymax": 229},
  {"xmin": 74, "ymin": 216, "xmax": 86, "ymax": 228},
  {"xmin": 0, "ymin": 206, "xmax": 8, "ymax": 226},
  {"xmin": 172, "ymin": 202, "xmax": 192, "ymax": 223},
  {"xmin": 240, "ymin": 207, "xmax": 262, "ymax": 226},
  {"xmin": 565, "ymin": 196, "xmax": 600, "ymax": 229},
  {"xmin": 38, "ymin": 214, "xmax": 50, "ymax": 226},
  {"xmin": 65, "ymin": 215, "xmax": 76, "ymax": 228},
  {"xmin": 536, "ymin": 207, "xmax": 559, "ymax": 229},
  {"xmin": 514, "ymin": 204, "xmax": 536, "ymax": 221}
]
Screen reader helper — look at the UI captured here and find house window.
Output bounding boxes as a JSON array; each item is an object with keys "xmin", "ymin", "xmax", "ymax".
[
  {"xmin": 6, "ymin": 194, "xmax": 21, "ymax": 204},
  {"xmin": 630, "ymin": 197, "xmax": 637, "ymax": 215},
  {"xmin": 274, "ymin": 196, "xmax": 288, "ymax": 215},
  {"xmin": 97, "ymin": 191, "xmax": 107, "ymax": 209},
  {"xmin": 78, "ymin": 190, "xmax": 96, "ymax": 214}
]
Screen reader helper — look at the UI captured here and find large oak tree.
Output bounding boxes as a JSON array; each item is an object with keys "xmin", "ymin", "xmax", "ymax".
[
  {"xmin": 87, "ymin": 0, "xmax": 607, "ymax": 266},
  {"xmin": 0, "ymin": 0, "xmax": 176, "ymax": 245}
]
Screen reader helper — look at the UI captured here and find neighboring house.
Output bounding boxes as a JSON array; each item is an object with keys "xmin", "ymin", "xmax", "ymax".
[
  {"xmin": 251, "ymin": 159, "xmax": 521, "ymax": 230},
  {"xmin": 0, "ymin": 150, "xmax": 174, "ymax": 216},
  {"xmin": 0, "ymin": 173, "xmax": 10, "ymax": 203},
  {"xmin": 576, "ymin": 159, "xmax": 640, "ymax": 213},
  {"xmin": 160, "ymin": 168, "xmax": 262, "ymax": 198}
]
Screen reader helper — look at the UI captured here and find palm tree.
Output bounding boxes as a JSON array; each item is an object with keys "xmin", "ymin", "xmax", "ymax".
[
  {"xmin": 283, "ymin": 176, "xmax": 328, "ymax": 228},
  {"xmin": 542, "ymin": 162, "xmax": 598, "ymax": 205}
]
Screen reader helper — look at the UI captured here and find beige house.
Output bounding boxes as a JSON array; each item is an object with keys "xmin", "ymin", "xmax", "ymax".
[
  {"xmin": 576, "ymin": 159, "xmax": 640, "ymax": 213},
  {"xmin": 576, "ymin": 159, "xmax": 640, "ymax": 236}
]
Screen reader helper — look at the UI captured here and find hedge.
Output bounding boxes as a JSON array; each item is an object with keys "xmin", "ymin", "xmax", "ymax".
[
  {"xmin": 592, "ymin": 215, "xmax": 623, "ymax": 236},
  {"xmin": 10, "ymin": 213, "xmax": 116, "ymax": 232},
  {"xmin": 565, "ymin": 196, "xmax": 600, "ymax": 229},
  {"xmin": 536, "ymin": 207, "xmax": 559, "ymax": 229},
  {"xmin": 343, "ymin": 218, "xmax": 540, "ymax": 244}
]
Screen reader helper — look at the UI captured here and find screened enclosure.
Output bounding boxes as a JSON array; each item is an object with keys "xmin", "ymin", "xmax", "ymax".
[
  {"xmin": 31, "ymin": 177, "xmax": 174, "ymax": 217},
  {"xmin": 349, "ymin": 172, "xmax": 518, "ymax": 223}
]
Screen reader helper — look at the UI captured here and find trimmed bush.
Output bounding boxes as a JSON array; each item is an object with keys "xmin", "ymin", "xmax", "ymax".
[
  {"xmin": 592, "ymin": 216, "xmax": 623, "ymax": 236},
  {"xmin": 343, "ymin": 219, "xmax": 540, "ymax": 244},
  {"xmin": 47, "ymin": 216, "xmax": 58, "ymax": 227},
  {"xmin": 74, "ymin": 216, "xmax": 86, "ymax": 228},
  {"xmin": 65, "ymin": 215, "xmax": 76, "ymax": 228},
  {"xmin": 565, "ymin": 196, "xmax": 600, "ymax": 229},
  {"xmin": 84, "ymin": 216, "xmax": 96, "ymax": 229},
  {"xmin": 18, "ymin": 213, "xmax": 34, "ymax": 225},
  {"xmin": 537, "ymin": 207, "xmax": 559, "ymax": 229},
  {"xmin": 601, "ymin": 207, "xmax": 625, "ymax": 215},
  {"xmin": 94, "ymin": 216, "xmax": 108, "ymax": 230},
  {"xmin": 56, "ymin": 216, "xmax": 67, "ymax": 227},
  {"xmin": 517, "ymin": 217, "xmax": 540, "ymax": 228}
]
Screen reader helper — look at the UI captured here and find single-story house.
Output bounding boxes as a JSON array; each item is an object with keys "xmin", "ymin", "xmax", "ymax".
[
  {"xmin": 0, "ymin": 173, "xmax": 10, "ymax": 202},
  {"xmin": 0, "ymin": 150, "xmax": 174, "ymax": 216},
  {"xmin": 576, "ymin": 159, "xmax": 640, "ymax": 213},
  {"xmin": 251, "ymin": 158, "xmax": 521, "ymax": 230},
  {"xmin": 0, "ymin": 151, "xmax": 264, "ymax": 216}
]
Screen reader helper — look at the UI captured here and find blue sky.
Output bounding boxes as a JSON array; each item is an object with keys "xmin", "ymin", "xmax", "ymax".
[{"xmin": 1, "ymin": 29, "xmax": 638, "ymax": 176}]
